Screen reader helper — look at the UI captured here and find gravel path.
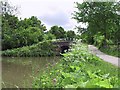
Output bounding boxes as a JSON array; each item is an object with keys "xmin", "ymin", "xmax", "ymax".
[{"xmin": 88, "ymin": 45, "xmax": 120, "ymax": 67}]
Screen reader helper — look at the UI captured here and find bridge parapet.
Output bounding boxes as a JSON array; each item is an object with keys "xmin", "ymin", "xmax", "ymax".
[{"xmin": 52, "ymin": 40, "xmax": 74, "ymax": 55}]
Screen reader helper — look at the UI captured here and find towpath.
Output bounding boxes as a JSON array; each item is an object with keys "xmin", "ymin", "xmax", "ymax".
[{"xmin": 88, "ymin": 45, "xmax": 119, "ymax": 67}]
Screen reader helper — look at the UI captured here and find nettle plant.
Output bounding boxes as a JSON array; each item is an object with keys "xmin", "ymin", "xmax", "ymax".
[
  {"xmin": 93, "ymin": 32, "xmax": 105, "ymax": 48},
  {"xmin": 33, "ymin": 43, "xmax": 119, "ymax": 88}
]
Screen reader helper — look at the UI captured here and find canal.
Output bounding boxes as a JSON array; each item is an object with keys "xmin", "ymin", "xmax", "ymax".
[{"xmin": 2, "ymin": 56, "xmax": 61, "ymax": 88}]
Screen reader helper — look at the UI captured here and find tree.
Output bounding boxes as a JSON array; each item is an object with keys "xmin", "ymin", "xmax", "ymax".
[
  {"xmin": 2, "ymin": 13, "xmax": 19, "ymax": 50},
  {"xmin": 1, "ymin": 1, "xmax": 49, "ymax": 50},
  {"xmin": 2, "ymin": 13, "xmax": 19, "ymax": 29},
  {"xmin": 18, "ymin": 16, "xmax": 46, "ymax": 31},
  {"xmin": 1, "ymin": 0, "xmax": 18, "ymax": 15},
  {"xmin": 73, "ymin": 2, "xmax": 120, "ymax": 47},
  {"xmin": 1, "ymin": 0, "xmax": 20, "ymax": 50},
  {"xmin": 21, "ymin": 27, "xmax": 44, "ymax": 46},
  {"xmin": 49, "ymin": 26, "xmax": 66, "ymax": 39},
  {"xmin": 66, "ymin": 30, "xmax": 76, "ymax": 40},
  {"xmin": 43, "ymin": 32, "xmax": 56, "ymax": 40}
]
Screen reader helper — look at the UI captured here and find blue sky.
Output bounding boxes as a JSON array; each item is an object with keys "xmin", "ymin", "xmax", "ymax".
[{"xmin": 8, "ymin": 0, "xmax": 84, "ymax": 31}]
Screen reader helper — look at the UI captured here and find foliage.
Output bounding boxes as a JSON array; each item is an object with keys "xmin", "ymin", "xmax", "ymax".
[
  {"xmin": 100, "ymin": 45, "xmax": 120, "ymax": 58},
  {"xmin": 21, "ymin": 27, "xmax": 44, "ymax": 45},
  {"xmin": 2, "ymin": 14, "xmax": 46, "ymax": 50},
  {"xmin": 80, "ymin": 31, "xmax": 94, "ymax": 44},
  {"xmin": 33, "ymin": 42, "xmax": 119, "ymax": 88},
  {"xmin": 1, "ymin": 1, "xmax": 47, "ymax": 50},
  {"xmin": 49, "ymin": 26, "xmax": 66, "ymax": 39},
  {"xmin": 2, "ymin": 40, "xmax": 55, "ymax": 57},
  {"xmin": 18, "ymin": 16, "xmax": 46, "ymax": 30},
  {"xmin": 43, "ymin": 33, "xmax": 56, "ymax": 40},
  {"xmin": 93, "ymin": 32, "xmax": 105, "ymax": 48},
  {"xmin": 74, "ymin": 34, "xmax": 81, "ymax": 40},
  {"xmin": 2, "ymin": 13, "xmax": 19, "ymax": 50},
  {"xmin": 49, "ymin": 26, "xmax": 77, "ymax": 40},
  {"xmin": 66, "ymin": 30, "xmax": 76, "ymax": 40},
  {"xmin": 73, "ymin": 2, "xmax": 120, "ymax": 46}
]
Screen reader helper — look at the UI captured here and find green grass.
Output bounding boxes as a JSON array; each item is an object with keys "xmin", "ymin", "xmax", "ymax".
[
  {"xmin": 2, "ymin": 40, "xmax": 56, "ymax": 57},
  {"xmin": 33, "ymin": 42, "xmax": 119, "ymax": 88},
  {"xmin": 100, "ymin": 46, "xmax": 120, "ymax": 58}
]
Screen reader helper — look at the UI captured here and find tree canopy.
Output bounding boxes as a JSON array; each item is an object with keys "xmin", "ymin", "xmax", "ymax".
[
  {"xmin": 2, "ymin": 15, "xmax": 46, "ymax": 50},
  {"xmin": 49, "ymin": 25, "xmax": 66, "ymax": 39},
  {"xmin": 66, "ymin": 30, "xmax": 76, "ymax": 40},
  {"xmin": 1, "ymin": 1, "xmax": 77, "ymax": 50},
  {"xmin": 73, "ymin": 2, "xmax": 120, "ymax": 47},
  {"xmin": 1, "ymin": 1, "xmax": 47, "ymax": 50}
]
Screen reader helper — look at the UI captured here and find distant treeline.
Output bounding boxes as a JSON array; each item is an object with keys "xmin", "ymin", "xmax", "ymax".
[{"xmin": 1, "ymin": 1, "xmax": 79, "ymax": 51}]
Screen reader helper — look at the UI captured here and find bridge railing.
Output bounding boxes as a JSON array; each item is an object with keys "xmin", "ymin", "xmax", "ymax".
[
  {"xmin": 52, "ymin": 38, "xmax": 82, "ymax": 45},
  {"xmin": 54, "ymin": 38, "xmax": 76, "ymax": 42}
]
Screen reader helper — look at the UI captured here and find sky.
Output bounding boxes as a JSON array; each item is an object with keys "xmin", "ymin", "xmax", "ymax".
[{"xmin": 7, "ymin": 0, "xmax": 84, "ymax": 32}]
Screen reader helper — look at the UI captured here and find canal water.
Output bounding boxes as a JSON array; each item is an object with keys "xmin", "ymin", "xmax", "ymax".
[{"xmin": 2, "ymin": 56, "xmax": 61, "ymax": 88}]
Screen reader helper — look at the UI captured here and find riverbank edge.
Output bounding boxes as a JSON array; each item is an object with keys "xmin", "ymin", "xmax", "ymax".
[
  {"xmin": 33, "ymin": 42, "xmax": 119, "ymax": 88},
  {"xmin": 2, "ymin": 40, "xmax": 57, "ymax": 57},
  {"xmin": 99, "ymin": 47, "xmax": 120, "ymax": 58}
]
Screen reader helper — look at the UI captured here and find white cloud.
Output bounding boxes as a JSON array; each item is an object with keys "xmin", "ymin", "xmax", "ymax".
[{"xmin": 8, "ymin": 0, "xmax": 83, "ymax": 31}]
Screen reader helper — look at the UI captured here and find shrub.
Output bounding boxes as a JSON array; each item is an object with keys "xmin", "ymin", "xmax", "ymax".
[
  {"xmin": 93, "ymin": 32, "xmax": 105, "ymax": 48},
  {"xmin": 33, "ymin": 42, "xmax": 119, "ymax": 88},
  {"xmin": 2, "ymin": 40, "xmax": 55, "ymax": 57}
]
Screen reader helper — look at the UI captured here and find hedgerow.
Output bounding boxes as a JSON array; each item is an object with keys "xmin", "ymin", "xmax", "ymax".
[{"xmin": 2, "ymin": 40, "xmax": 55, "ymax": 57}]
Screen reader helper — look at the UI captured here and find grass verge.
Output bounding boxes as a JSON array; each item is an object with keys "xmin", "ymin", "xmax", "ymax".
[
  {"xmin": 2, "ymin": 40, "xmax": 56, "ymax": 57},
  {"xmin": 33, "ymin": 42, "xmax": 119, "ymax": 88},
  {"xmin": 100, "ymin": 46, "xmax": 120, "ymax": 58}
]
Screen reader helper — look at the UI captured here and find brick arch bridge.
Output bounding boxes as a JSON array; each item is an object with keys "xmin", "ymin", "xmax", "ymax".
[{"xmin": 52, "ymin": 40, "xmax": 74, "ymax": 55}]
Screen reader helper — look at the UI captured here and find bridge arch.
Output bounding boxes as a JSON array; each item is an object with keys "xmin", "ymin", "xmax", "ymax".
[
  {"xmin": 52, "ymin": 40, "xmax": 73, "ymax": 55},
  {"xmin": 60, "ymin": 45, "xmax": 69, "ymax": 53}
]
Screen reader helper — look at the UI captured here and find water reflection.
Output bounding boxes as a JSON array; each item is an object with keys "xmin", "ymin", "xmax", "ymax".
[{"xmin": 2, "ymin": 56, "xmax": 60, "ymax": 88}]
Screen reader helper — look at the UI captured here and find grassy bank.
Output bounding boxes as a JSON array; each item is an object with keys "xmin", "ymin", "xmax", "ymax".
[
  {"xmin": 2, "ymin": 40, "xmax": 56, "ymax": 57},
  {"xmin": 33, "ymin": 42, "xmax": 119, "ymax": 88},
  {"xmin": 100, "ymin": 46, "xmax": 120, "ymax": 58}
]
